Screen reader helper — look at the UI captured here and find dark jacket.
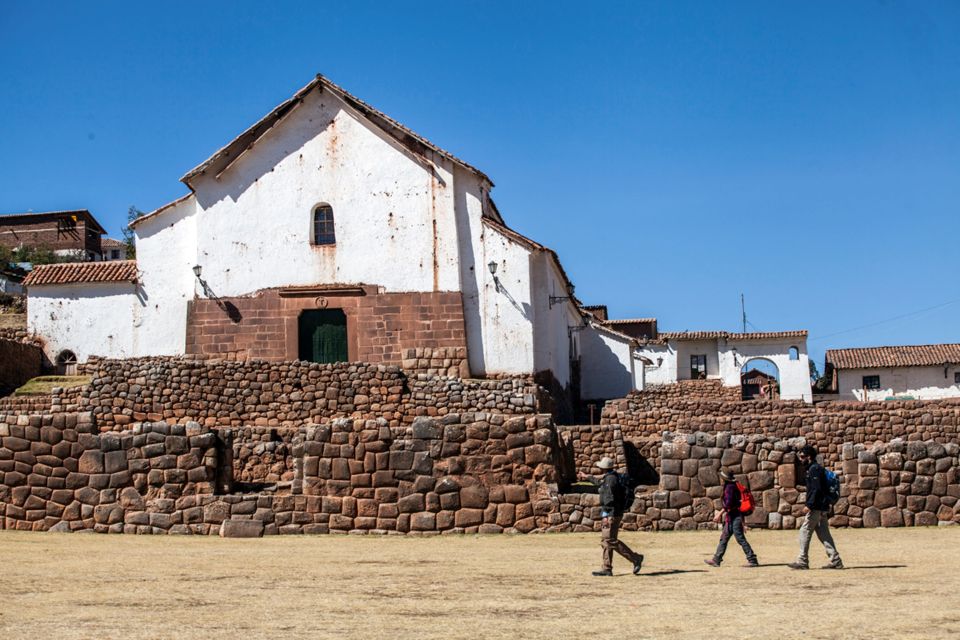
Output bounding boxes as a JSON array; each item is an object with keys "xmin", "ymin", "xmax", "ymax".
[
  {"xmin": 721, "ymin": 481, "xmax": 741, "ymax": 517},
  {"xmin": 804, "ymin": 462, "xmax": 832, "ymax": 511},
  {"xmin": 598, "ymin": 471, "xmax": 623, "ymax": 517}
]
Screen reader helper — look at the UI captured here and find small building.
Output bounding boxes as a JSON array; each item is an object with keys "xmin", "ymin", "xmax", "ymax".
[
  {"xmin": 633, "ymin": 328, "xmax": 812, "ymax": 402},
  {"xmin": 100, "ymin": 238, "xmax": 128, "ymax": 261},
  {"xmin": 0, "ymin": 210, "xmax": 106, "ymax": 261},
  {"xmin": 825, "ymin": 344, "xmax": 960, "ymax": 401}
]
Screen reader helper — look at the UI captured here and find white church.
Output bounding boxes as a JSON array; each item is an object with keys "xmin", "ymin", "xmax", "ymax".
[{"xmin": 24, "ymin": 74, "xmax": 639, "ymax": 401}]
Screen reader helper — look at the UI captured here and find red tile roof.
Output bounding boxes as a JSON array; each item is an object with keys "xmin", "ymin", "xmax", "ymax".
[
  {"xmin": 826, "ymin": 344, "xmax": 960, "ymax": 370},
  {"xmin": 658, "ymin": 330, "xmax": 808, "ymax": 341},
  {"xmin": 23, "ymin": 261, "xmax": 138, "ymax": 286},
  {"xmin": 100, "ymin": 237, "xmax": 126, "ymax": 248}
]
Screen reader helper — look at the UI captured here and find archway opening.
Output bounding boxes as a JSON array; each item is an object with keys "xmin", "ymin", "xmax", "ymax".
[
  {"xmin": 55, "ymin": 349, "xmax": 78, "ymax": 375},
  {"xmin": 740, "ymin": 358, "xmax": 780, "ymax": 400}
]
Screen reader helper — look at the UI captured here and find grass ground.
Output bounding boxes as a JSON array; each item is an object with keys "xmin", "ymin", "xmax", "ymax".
[
  {"xmin": 14, "ymin": 375, "xmax": 91, "ymax": 395},
  {"xmin": 0, "ymin": 527, "xmax": 956, "ymax": 639}
]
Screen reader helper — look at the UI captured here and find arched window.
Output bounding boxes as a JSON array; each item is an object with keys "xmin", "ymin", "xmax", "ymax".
[
  {"xmin": 56, "ymin": 350, "xmax": 78, "ymax": 375},
  {"xmin": 789, "ymin": 346, "xmax": 800, "ymax": 361},
  {"xmin": 312, "ymin": 204, "xmax": 335, "ymax": 245}
]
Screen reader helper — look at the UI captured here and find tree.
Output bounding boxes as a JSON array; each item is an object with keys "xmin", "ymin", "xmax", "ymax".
[
  {"xmin": 809, "ymin": 359, "xmax": 821, "ymax": 383},
  {"xmin": 122, "ymin": 206, "xmax": 145, "ymax": 258}
]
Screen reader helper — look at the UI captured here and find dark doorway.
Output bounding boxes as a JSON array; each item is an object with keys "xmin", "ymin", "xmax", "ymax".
[{"xmin": 298, "ymin": 309, "xmax": 348, "ymax": 363}]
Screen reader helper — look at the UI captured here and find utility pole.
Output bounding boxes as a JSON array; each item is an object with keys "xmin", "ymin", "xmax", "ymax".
[{"xmin": 741, "ymin": 293, "xmax": 747, "ymax": 333}]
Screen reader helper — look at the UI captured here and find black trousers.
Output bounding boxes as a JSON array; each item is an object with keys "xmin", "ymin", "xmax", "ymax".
[{"xmin": 713, "ymin": 514, "xmax": 757, "ymax": 564}]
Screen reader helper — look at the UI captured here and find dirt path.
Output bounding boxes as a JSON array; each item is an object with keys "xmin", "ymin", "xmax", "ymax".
[{"xmin": 0, "ymin": 528, "xmax": 956, "ymax": 639}]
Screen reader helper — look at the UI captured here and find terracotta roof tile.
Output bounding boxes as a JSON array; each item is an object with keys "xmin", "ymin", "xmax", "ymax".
[
  {"xmin": 23, "ymin": 261, "xmax": 138, "ymax": 286},
  {"xmin": 659, "ymin": 330, "xmax": 808, "ymax": 341},
  {"xmin": 826, "ymin": 344, "xmax": 960, "ymax": 370}
]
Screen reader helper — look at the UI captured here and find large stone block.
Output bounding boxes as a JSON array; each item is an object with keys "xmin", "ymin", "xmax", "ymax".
[
  {"xmin": 220, "ymin": 519, "xmax": 264, "ymax": 538},
  {"xmin": 78, "ymin": 451, "xmax": 104, "ymax": 474}
]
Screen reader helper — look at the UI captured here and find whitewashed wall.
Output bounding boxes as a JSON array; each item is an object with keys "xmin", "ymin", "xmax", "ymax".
[
  {"xmin": 468, "ymin": 221, "xmax": 535, "ymax": 376},
  {"xmin": 579, "ymin": 324, "xmax": 635, "ymax": 400},
  {"xmin": 530, "ymin": 251, "xmax": 581, "ymax": 387},
  {"xmin": 28, "ymin": 282, "xmax": 137, "ymax": 362},
  {"xmin": 719, "ymin": 338, "xmax": 812, "ymax": 402},
  {"xmin": 838, "ymin": 366, "xmax": 960, "ymax": 401},
  {"xmin": 188, "ymin": 88, "xmax": 462, "ymax": 298},
  {"xmin": 636, "ymin": 343, "xmax": 677, "ymax": 386},
  {"xmin": 675, "ymin": 339, "xmax": 721, "ymax": 380},
  {"xmin": 133, "ymin": 197, "xmax": 197, "ymax": 356}
]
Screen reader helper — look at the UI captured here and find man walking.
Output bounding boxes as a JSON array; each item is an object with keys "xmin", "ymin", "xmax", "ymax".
[
  {"xmin": 789, "ymin": 445, "xmax": 844, "ymax": 570},
  {"xmin": 704, "ymin": 470, "xmax": 759, "ymax": 568},
  {"xmin": 581, "ymin": 457, "xmax": 644, "ymax": 576}
]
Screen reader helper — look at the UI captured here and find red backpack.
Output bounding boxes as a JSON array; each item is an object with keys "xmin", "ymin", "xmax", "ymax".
[{"xmin": 736, "ymin": 481, "xmax": 755, "ymax": 516}]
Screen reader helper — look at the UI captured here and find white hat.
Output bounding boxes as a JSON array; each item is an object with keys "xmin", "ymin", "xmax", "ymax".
[{"xmin": 595, "ymin": 457, "xmax": 615, "ymax": 470}]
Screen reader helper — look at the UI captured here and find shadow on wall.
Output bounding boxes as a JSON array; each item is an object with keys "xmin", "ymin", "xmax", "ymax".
[
  {"xmin": 624, "ymin": 440, "xmax": 659, "ymax": 486},
  {"xmin": 579, "ymin": 326, "xmax": 632, "ymax": 400}
]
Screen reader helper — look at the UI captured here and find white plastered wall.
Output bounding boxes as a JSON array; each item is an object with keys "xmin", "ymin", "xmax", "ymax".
[
  {"xmin": 464, "ymin": 221, "xmax": 536, "ymax": 376},
  {"xmin": 27, "ymin": 282, "xmax": 138, "ymax": 362},
  {"xmin": 132, "ymin": 196, "xmax": 198, "ymax": 356},
  {"xmin": 636, "ymin": 343, "xmax": 676, "ymax": 385},
  {"xmin": 187, "ymin": 86, "xmax": 461, "ymax": 298},
  {"xmin": 529, "ymin": 251, "xmax": 580, "ymax": 388},
  {"xmin": 675, "ymin": 339, "xmax": 721, "ymax": 380},
  {"xmin": 579, "ymin": 324, "xmax": 636, "ymax": 399},
  {"xmin": 720, "ymin": 338, "xmax": 812, "ymax": 402},
  {"xmin": 838, "ymin": 366, "xmax": 960, "ymax": 401}
]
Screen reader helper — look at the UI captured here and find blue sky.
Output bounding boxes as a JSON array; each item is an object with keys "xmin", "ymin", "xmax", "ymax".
[{"xmin": 2, "ymin": 1, "xmax": 958, "ymax": 369}]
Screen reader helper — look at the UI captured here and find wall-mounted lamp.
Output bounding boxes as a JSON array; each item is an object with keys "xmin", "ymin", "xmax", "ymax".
[
  {"xmin": 487, "ymin": 261, "xmax": 497, "ymax": 276},
  {"xmin": 549, "ymin": 284, "xmax": 575, "ymax": 309},
  {"xmin": 192, "ymin": 264, "xmax": 215, "ymax": 299}
]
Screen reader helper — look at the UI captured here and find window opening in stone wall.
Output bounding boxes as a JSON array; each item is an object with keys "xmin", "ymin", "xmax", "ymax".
[
  {"xmin": 312, "ymin": 204, "xmax": 336, "ymax": 245},
  {"xmin": 863, "ymin": 375, "xmax": 881, "ymax": 390},
  {"xmin": 789, "ymin": 346, "xmax": 799, "ymax": 360},
  {"xmin": 690, "ymin": 354, "xmax": 707, "ymax": 379},
  {"xmin": 298, "ymin": 309, "xmax": 348, "ymax": 363},
  {"xmin": 741, "ymin": 357, "xmax": 780, "ymax": 400},
  {"xmin": 955, "ymin": 372, "xmax": 960, "ymax": 384}
]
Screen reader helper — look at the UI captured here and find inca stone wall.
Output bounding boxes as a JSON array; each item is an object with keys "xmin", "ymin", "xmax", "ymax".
[
  {"xmin": 553, "ymin": 431, "xmax": 960, "ymax": 532},
  {"xmin": 602, "ymin": 385, "xmax": 960, "ymax": 466},
  {"xmin": 80, "ymin": 358, "xmax": 539, "ymax": 430},
  {"xmin": 556, "ymin": 424, "xmax": 625, "ymax": 479},
  {"xmin": 0, "ymin": 412, "xmax": 562, "ymax": 535}
]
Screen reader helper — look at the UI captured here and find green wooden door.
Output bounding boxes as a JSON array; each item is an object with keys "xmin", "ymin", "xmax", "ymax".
[{"xmin": 298, "ymin": 309, "xmax": 348, "ymax": 363}]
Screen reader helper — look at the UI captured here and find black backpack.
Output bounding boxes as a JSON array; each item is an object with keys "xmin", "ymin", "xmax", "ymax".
[{"xmin": 615, "ymin": 472, "xmax": 638, "ymax": 511}]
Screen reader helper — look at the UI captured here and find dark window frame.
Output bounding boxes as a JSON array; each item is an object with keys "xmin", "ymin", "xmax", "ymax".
[
  {"xmin": 954, "ymin": 372, "xmax": 960, "ymax": 384},
  {"xmin": 862, "ymin": 375, "xmax": 881, "ymax": 390},
  {"xmin": 690, "ymin": 354, "xmax": 707, "ymax": 379},
  {"xmin": 312, "ymin": 204, "xmax": 336, "ymax": 246}
]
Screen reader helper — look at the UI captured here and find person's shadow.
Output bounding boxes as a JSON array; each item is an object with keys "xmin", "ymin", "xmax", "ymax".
[{"xmin": 637, "ymin": 569, "xmax": 709, "ymax": 577}]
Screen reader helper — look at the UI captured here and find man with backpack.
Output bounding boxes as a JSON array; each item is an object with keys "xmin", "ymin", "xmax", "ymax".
[
  {"xmin": 704, "ymin": 470, "xmax": 759, "ymax": 568},
  {"xmin": 788, "ymin": 445, "xmax": 844, "ymax": 570},
  {"xmin": 580, "ymin": 457, "xmax": 644, "ymax": 577}
]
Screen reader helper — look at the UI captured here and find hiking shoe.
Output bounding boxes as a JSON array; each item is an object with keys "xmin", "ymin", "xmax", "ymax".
[
  {"xmin": 787, "ymin": 562, "xmax": 809, "ymax": 570},
  {"xmin": 744, "ymin": 561, "xmax": 760, "ymax": 568},
  {"xmin": 592, "ymin": 569, "xmax": 613, "ymax": 577},
  {"xmin": 703, "ymin": 558, "xmax": 720, "ymax": 567},
  {"xmin": 821, "ymin": 562, "xmax": 845, "ymax": 570},
  {"xmin": 633, "ymin": 555, "xmax": 644, "ymax": 575}
]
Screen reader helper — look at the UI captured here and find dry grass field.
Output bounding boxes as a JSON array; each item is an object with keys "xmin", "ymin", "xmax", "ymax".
[{"xmin": 0, "ymin": 527, "xmax": 957, "ymax": 640}]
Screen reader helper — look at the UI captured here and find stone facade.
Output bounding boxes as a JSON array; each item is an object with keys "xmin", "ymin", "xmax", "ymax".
[
  {"xmin": 0, "ymin": 412, "xmax": 560, "ymax": 535},
  {"xmin": 79, "ymin": 357, "xmax": 539, "ymax": 430},
  {"xmin": 185, "ymin": 287, "xmax": 469, "ymax": 376},
  {"xmin": 603, "ymin": 384, "xmax": 960, "ymax": 466}
]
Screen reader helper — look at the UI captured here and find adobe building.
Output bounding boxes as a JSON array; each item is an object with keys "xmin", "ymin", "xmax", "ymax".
[
  {"xmin": 24, "ymin": 74, "xmax": 638, "ymax": 402},
  {"xmin": 825, "ymin": 343, "xmax": 960, "ymax": 401},
  {"xmin": 0, "ymin": 210, "xmax": 106, "ymax": 261}
]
